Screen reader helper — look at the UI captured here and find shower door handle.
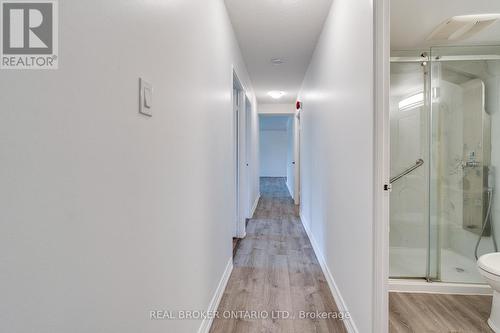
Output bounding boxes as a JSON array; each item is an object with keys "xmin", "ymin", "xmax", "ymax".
[{"xmin": 390, "ymin": 159, "xmax": 424, "ymax": 184}]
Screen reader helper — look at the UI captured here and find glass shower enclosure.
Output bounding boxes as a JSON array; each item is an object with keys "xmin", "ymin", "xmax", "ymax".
[{"xmin": 389, "ymin": 46, "xmax": 500, "ymax": 284}]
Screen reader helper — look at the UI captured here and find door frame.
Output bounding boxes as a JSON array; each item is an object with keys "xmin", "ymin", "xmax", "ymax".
[
  {"xmin": 373, "ymin": 0, "xmax": 391, "ymax": 332},
  {"xmin": 294, "ymin": 110, "xmax": 301, "ymax": 206},
  {"xmin": 232, "ymin": 69, "xmax": 251, "ymax": 239},
  {"xmin": 243, "ymin": 95, "xmax": 252, "ymax": 220},
  {"xmin": 258, "ymin": 111, "xmax": 300, "ymax": 205}
]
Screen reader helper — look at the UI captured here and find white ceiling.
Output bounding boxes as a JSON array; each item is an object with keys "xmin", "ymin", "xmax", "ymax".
[
  {"xmin": 225, "ymin": 0, "xmax": 333, "ymax": 104},
  {"xmin": 392, "ymin": 0, "xmax": 500, "ymax": 50},
  {"xmin": 259, "ymin": 115, "xmax": 292, "ymax": 131}
]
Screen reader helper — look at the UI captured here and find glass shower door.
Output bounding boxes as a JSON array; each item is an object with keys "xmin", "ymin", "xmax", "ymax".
[
  {"xmin": 389, "ymin": 61, "xmax": 430, "ymax": 278},
  {"xmin": 429, "ymin": 46, "xmax": 500, "ymax": 283}
]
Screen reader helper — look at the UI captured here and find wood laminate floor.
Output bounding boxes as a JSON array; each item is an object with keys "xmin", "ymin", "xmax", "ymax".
[
  {"xmin": 389, "ymin": 292, "xmax": 493, "ymax": 333},
  {"xmin": 210, "ymin": 177, "xmax": 347, "ymax": 333}
]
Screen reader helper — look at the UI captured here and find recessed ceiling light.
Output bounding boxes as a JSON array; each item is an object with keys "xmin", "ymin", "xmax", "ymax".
[
  {"xmin": 268, "ymin": 91, "xmax": 286, "ymax": 99},
  {"xmin": 271, "ymin": 57, "xmax": 286, "ymax": 65}
]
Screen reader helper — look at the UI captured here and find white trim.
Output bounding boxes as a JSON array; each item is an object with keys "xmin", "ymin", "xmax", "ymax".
[
  {"xmin": 373, "ymin": 0, "xmax": 390, "ymax": 332},
  {"xmin": 300, "ymin": 213, "xmax": 359, "ymax": 333},
  {"xmin": 389, "ymin": 279, "xmax": 492, "ymax": 296},
  {"xmin": 286, "ymin": 180, "xmax": 293, "ymax": 199},
  {"xmin": 244, "ymin": 95, "xmax": 253, "ymax": 221},
  {"xmin": 488, "ymin": 318, "xmax": 499, "ymax": 333},
  {"xmin": 198, "ymin": 257, "xmax": 234, "ymax": 333},
  {"xmin": 258, "ymin": 112, "xmax": 296, "ymax": 116},
  {"xmin": 250, "ymin": 194, "xmax": 260, "ymax": 218},
  {"xmin": 293, "ymin": 112, "xmax": 300, "ymax": 206},
  {"xmin": 232, "ymin": 67, "xmax": 239, "ymax": 238},
  {"xmin": 233, "ymin": 68, "xmax": 247, "ymax": 239}
]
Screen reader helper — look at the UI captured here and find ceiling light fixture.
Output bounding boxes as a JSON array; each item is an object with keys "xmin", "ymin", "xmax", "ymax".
[
  {"xmin": 399, "ymin": 92, "xmax": 424, "ymax": 111},
  {"xmin": 268, "ymin": 91, "xmax": 286, "ymax": 99},
  {"xmin": 271, "ymin": 57, "xmax": 286, "ymax": 65}
]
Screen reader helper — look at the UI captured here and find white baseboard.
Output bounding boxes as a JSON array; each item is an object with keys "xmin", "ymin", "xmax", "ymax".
[
  {"xmin": 250, "ymin": 194, "xmax": 260, "ymax": 218},
  {"xmin": 286, "ymin": 181, "xmax": 293, "ymax": 199},
  {"xmin": 389, "ymin": 279, "xmax": 492, "ymax": 295},
  {"xmin": 299, "ymin": 213, "xmax": 359, "ymax": 333},
  {"xmin": 198, "ymin": 257, "xmax": 233, "ymax": 333}
]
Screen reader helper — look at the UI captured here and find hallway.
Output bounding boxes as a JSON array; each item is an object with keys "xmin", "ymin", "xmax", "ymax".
[
  {"xmin": 9, "ymin": 1, "xmax": 500, "ymax": 332},
  {"xmin": 210, "ymin": 178, "xmax": 347, "ymax": 333}
]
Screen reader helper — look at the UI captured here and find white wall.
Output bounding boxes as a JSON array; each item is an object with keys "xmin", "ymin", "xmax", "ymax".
[
  {"xmin": 298, "ymin": 0, "xmax": 374, "ymax": 331},
  {"xmin": 260, "ymin": 130, "xmax": 288, "ymax": 177},
  {"xmin": 258, "ymin": 103, "xmax": 295, "ymax": 115},
  {"xmin": 0, "ymin": 1, "xmax": 259, "ymax": 332}
]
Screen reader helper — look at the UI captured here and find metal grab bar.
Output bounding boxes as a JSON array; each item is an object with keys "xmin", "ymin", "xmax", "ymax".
[{"xmin": 390, "ymin": 159, "xmax": 424, "ymax": 184}]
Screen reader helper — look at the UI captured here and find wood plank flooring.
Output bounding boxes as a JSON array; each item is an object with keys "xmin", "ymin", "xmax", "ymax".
[
  {"xmin": 210, "ymin": 177, "xmax": 347, "ymax": 333},
  {"xmin": 389, "ymin": 292, "xmax": 493, "ymax": 333}
]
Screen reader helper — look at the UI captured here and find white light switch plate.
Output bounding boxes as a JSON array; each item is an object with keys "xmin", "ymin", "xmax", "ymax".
[{"xmin": 139, "ymin": 78, "xmax": 152, "ymax": 116}]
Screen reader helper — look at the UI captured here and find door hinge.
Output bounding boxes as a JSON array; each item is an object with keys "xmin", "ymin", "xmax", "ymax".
[{"xmin": 384, "ymin": 184, "xmax": 392, "ymax": 192}]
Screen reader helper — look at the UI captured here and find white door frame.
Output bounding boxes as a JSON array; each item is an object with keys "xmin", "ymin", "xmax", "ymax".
[
  {"xmin": 233, "ymin": 69, "xmax": 251, "ymax": 239},
  {"xmin": 373, "ymin": 0, "xmax": 390, "ymax": 332},
  {"xmin": 242, "ymin": 96, "xmax": 252, "ymax": 220},
  {"xmin": 258, "ymin": 111, "xmax": 300, "ymax": 206},
  {"xmin": 294, "ymin": 111, "xmax": 301, "ymax": 206}
]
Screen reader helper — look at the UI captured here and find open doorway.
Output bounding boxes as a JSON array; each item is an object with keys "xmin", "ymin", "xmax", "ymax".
[
  {"xmin": 259, "ymin": 114, "xmax": 299, "ymax": 205},
  {"xmin": 377, "ymin": 1, "xmax": 500, "ymax": 332}
]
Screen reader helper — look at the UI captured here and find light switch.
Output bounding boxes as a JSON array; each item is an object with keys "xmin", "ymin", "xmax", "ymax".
[{"xmin": 139, "ymin": 78, "xmax": 152, "ymax": 117}]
